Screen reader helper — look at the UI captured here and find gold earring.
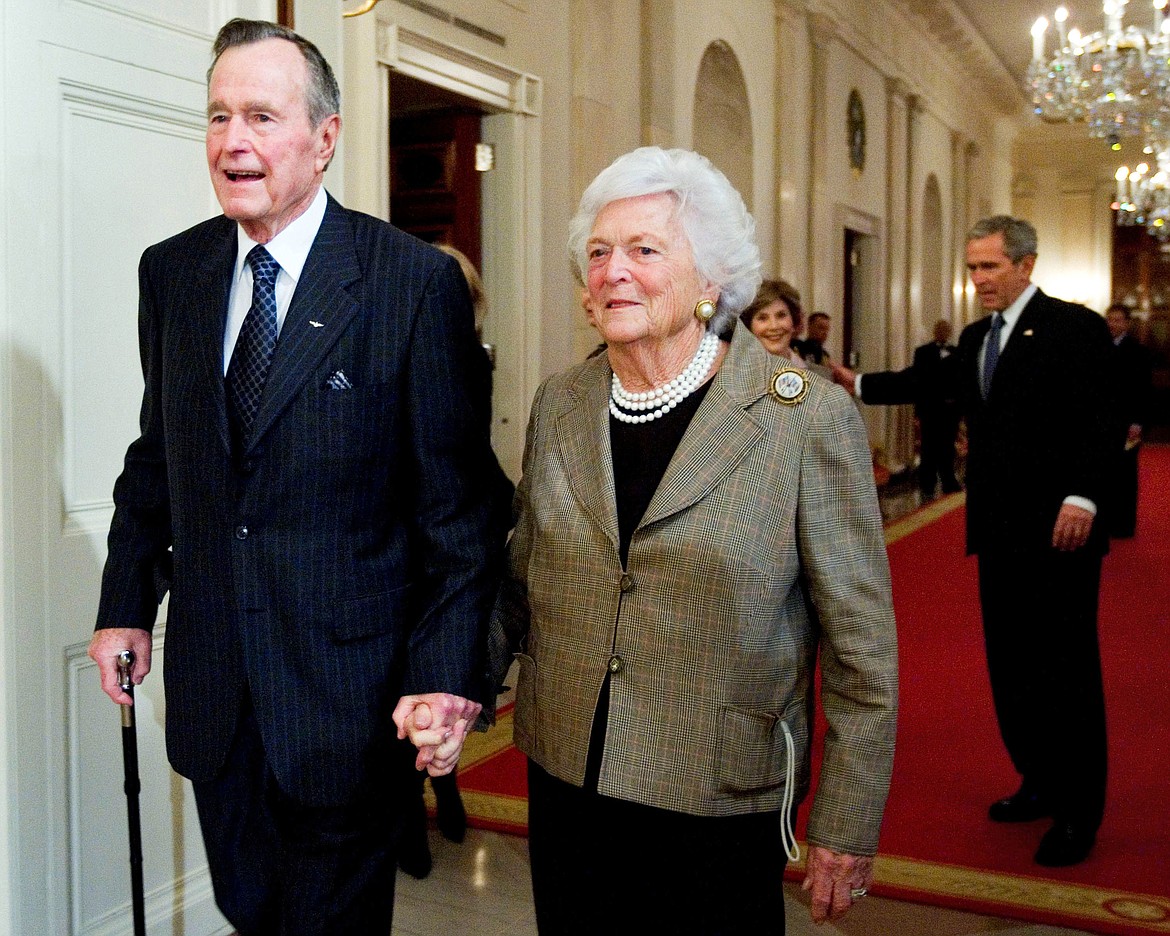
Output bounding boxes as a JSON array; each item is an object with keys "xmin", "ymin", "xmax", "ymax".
[{"xmin": 694, "ymin": 299, "xmax": 716, "ymax": 322}]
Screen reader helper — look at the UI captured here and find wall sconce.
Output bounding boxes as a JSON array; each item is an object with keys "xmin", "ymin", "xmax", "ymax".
[{"xmin": 475, "ymin": 144, "xmax": 496, "ymax": 172}]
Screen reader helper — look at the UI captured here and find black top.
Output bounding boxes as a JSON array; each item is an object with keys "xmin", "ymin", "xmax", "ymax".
[{"xmin": 611, "ymin": 381, "xmax": 712, "ymax": 567}]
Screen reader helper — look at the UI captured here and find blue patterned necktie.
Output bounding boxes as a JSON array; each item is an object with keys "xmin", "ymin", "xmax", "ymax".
[
  {"xmin": 981, "ymin": 312, "xmax": 1003, "ymax": 399},
  {"xmin": 227, "ymin": 245, "xmax": 281, "ymax": 448}
]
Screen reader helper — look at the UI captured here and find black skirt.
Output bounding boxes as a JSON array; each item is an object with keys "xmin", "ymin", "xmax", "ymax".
[{"xmin": 527, "ymin": 760, "xmax": 789, "ymax": 936}]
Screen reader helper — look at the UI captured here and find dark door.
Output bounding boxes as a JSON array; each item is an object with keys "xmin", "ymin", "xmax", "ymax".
[
  {"xmin": 390, "ymin": 99, "xmax": 483, "ymax": 269},
  {"xmin": 843, "ymin": 228, "xmax": 860, "ymax": 366}
]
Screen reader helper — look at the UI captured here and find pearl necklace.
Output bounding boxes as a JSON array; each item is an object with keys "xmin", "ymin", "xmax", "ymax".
[{"xmin": 609, "ymin": 331, "xmax": 720, "ymax": 424}]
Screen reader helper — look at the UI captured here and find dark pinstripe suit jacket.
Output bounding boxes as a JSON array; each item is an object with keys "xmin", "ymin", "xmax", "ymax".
[{"xmin": 97, "ymin": 194, "xmax": 510, "ymax": 806}]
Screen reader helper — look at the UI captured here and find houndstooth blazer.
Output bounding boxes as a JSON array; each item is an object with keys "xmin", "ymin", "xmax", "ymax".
[{"xmin": 489, "ymin": 324, "xmax": 898, "ymax": 856}]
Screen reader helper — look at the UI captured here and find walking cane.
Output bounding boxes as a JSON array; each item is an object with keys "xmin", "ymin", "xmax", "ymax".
[{"xmin": 116, "ymin": 650, "xmax": 147, "ymax": 936}]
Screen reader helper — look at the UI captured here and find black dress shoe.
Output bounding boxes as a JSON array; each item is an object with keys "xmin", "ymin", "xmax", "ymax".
[
  {"xmin": 1035, "ymin": 821, "xmax": 1096, "ymax": 867},
  {"xmin": 988, "ymin": 788, "xmax": 1051, "ymax": 822}
]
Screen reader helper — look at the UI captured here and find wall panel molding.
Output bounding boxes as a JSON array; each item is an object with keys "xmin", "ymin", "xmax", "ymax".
[
  {"xmin": 56, "ymin": 66, "xmax": 207, "ymax": 526},
  {"xmin": 66, "ymin": 628, "xmax": 230, "ymax": 935}
]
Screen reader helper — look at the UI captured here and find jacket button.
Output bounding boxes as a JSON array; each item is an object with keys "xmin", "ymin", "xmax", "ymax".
[
  {"xmin": 608, "ymin": 655, "xmax": 624, "ymax": 674},
  {"xmin": 234, "ymin": 524, "xmax": 249, "ymax": 540},
  {"xmin": 619, "ymin": 573, "xmax": 634, "ymax": 592}
]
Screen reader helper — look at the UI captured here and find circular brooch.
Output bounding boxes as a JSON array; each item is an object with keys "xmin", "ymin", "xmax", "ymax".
[{"xmin": 769, "ymin": 368, "xmax": 809, "ymax": 405}]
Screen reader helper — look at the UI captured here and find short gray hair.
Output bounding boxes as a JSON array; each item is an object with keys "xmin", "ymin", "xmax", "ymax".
[
  {"xmin": 967, "ymin": 215, "xmax": 1037, "ymax": 263},
  {"xmin": 568, "ymin": 147, "xmax": 762, "ymax": 333},
  {"xmin": 209, "ymin": 19, "xmax": 340, "ymax": 128}
]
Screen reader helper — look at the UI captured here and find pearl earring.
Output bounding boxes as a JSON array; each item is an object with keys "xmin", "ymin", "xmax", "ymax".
[{"xmin": 694, "ymin": 299, "xmax": 716, "ymax": 323}]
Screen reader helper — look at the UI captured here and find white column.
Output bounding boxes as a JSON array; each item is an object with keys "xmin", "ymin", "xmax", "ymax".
[{"xmin": 772, "ymin": 1, "xmax": 814, "ymax": 293}]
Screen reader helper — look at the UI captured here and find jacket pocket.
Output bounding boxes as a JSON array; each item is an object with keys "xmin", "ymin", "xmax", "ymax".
[
  {"xmin": 329, "ymin": 585, "xmax": 410, "ymax": 643},
  {"xmin": 717, "ymin": 704, "xmax": 788, "ymax": 792}
]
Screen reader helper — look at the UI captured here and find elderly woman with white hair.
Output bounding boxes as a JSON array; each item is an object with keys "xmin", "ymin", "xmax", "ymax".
[{"xmin": 488, "ymin": 147, "xmax": 898, "ymax": 934}]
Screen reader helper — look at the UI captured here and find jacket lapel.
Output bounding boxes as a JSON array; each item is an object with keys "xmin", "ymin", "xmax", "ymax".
[
  {"xmin": 1001, "ymin": 290, "xmax": 1044, "ymax": 356},
  {"xmin": 554, "ymin": 358, "xmax": 621, "ymax": 553},
  {"xmin": 245, "ymin": 196, "xmax": 361, "ymax": 452},
  {"xmin": 187, "ymin": 219, "xmax": 237, "ymax": 455},
  {"xmin": 640, "ymin": 327, "xmax": 767, "ymax": 529}
]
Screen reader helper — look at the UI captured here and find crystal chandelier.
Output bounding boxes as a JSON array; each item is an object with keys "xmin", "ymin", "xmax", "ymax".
[
  {"xmin": 1027, "ymin": 1, "xmax": 1170, "ymax": 148},
  {"xmin": 1113, "ymin": 156, "xmax": 1170, "ymax": 237}
]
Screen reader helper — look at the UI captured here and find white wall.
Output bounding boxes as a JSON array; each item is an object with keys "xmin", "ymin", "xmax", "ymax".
[
  {"xmin": 1014, "ymin": 121, "xmax": 1119, "ymax": 314},
  {"xmin": 1, "ymin": 2, "xmax": 268, "ymax": 932}
]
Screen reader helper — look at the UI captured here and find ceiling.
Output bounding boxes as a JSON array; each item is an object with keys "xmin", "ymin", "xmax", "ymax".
[
  {"xmin": 951, "ymin": 0, "xmax": 1044, "ymax": 92},
  {"xmin": 945, "ymin": 0, "xmax": 1163, "ymax": 168},
  {"xmin": 949, "ymin": 0, "xmax": 1170, "ymax": 95}
]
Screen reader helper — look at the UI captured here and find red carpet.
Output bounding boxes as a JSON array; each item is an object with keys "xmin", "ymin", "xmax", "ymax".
[{"xmin": 453, "ymin": 445, "xmax": 1170, "ymax": 934}]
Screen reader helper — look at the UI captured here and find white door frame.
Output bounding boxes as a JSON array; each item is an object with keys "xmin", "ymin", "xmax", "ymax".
[{"xmin": 374, "ymin": 20, "xmax": 543, "ymax": 479}]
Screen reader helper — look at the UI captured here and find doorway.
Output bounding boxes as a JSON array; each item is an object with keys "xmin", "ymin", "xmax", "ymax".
[
  {"xmin": 843, "ymin": 228, "xmax": 860, "ymax": 367},
  {"xmin": 389, "ymin": 71, "xmax": 485, "ymax": 268},
  {"xmin": 374, "ymin": 20, "xmax": 544, "ymax": 480},
  {"xmin": 1111, "ymin": 224, "xmax": 1170, "ymax": 437}
]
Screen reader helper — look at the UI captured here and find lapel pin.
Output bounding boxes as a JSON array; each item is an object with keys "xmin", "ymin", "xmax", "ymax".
[
  {"xmin": 310, "ymin": 320, "xmax": 325, "ymax": 328},
  {"xmin": 1022, "ymin": 329, "xmax": 1034, "ymax": 336},
  {"xmin": 769, "ymin": 367, "xmax": 809, "ymax": 405}
]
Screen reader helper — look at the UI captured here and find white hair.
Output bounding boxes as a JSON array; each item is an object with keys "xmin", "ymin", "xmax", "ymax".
[{"xmin": 568, "ymin": 147, "xmax": 762, "ymax": 332}]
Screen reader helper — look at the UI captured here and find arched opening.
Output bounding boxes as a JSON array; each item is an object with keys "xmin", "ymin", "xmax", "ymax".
[{"xmin": 692, "ymin": 41, "xmax": 753, "ymax": 211}]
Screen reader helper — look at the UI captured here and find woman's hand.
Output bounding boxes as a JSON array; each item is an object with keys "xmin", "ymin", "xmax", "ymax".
[{"xmin": 801, "ymin": 844, "xmax": 874, "ymax": 922}]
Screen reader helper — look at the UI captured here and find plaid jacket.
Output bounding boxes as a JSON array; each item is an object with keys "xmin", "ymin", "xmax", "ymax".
[{"xmin": 490, "ymin": 325, "xmax": 898, "ymax": 855}]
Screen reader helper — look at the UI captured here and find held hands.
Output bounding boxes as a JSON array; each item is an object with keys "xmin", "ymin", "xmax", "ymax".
[
  {"xmin": 1052, "ymin": 503, "xmax": 1094, "ymax": 551},
  {"xmin": 393, "ymin": 693, "xmax": 482, "ymax": 776},
  {"xmin": 801, "ymin": 845, "xmax": 874, "ymax": 923},
  {"xmin": 88, "ymin": 627, "xmax": 153, "ymax": 705}
]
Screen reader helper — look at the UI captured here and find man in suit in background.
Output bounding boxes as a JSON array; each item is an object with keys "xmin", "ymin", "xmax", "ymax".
[
  {"xmin": 833, "ymin": 216, "xmax": 1115, "ymax": 867},
  {"xmin": 1105, "ymin": 303, "xmax": 1154, "ymax": 537},
  {"xmin": 88, "ymin": 19, "xmax": 510, "ymax": 934},
  {"xmin": 910, "ymin": 319, "xmax": 962, "ymax": 499},
  {"xmin": 794, "ymin": 310, "xmax": 832, "ymax": 364}
]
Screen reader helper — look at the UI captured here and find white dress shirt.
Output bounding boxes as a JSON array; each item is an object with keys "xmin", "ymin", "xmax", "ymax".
[
  {"xmin": 977, "ymin": 282, "xmax": 1035, "ymax": 374},
  {"xmin": 222, "ymin": 185, "xmax": 329, "ymax": 374}
]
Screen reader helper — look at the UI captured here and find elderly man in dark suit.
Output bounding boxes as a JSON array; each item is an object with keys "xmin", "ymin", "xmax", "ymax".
[
  {"xmin": 834, "ymin": 216, "xmax": 1115, "ymax": 867},
  {"xmin": 87, "ymin": 19, "xmax": 509, "ymax": 935}
]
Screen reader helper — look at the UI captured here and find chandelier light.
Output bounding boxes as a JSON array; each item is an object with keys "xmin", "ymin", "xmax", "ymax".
[
  {"xmin": 1027, "ymin": 1, "xmax": 1170, "ymax": 149},
  {"xmin": 1112, "ymin": 156, "xmax": 1170, "ymax": 236}
]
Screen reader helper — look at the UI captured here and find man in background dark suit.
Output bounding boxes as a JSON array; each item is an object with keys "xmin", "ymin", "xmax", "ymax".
[
  {"xmin": 905, "ymin": 319, "xmax": 962, "ymax": 499},
  {"xmin": 1105, "ymin": 303, "xmax": 1154, "ymax": 537},
  {"xmin": 793, "ymin": 310, "xmax": 832, "ymax": 364},
  {"xmin": 833, "ymin": 216, "xmax": 1115, "ymax": 867},
  {"xmin": 826, "ymin": 317, "xmax": 960, "ymax": 499},
  {"xmin": 88, "ymin": 19, "xmax": 510, "ymax": 934}
]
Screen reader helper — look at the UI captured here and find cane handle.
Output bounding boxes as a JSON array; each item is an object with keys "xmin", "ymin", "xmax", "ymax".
[{"xmin": 116, "ymin": 650, "xmax": 135, "ymax": 694}]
